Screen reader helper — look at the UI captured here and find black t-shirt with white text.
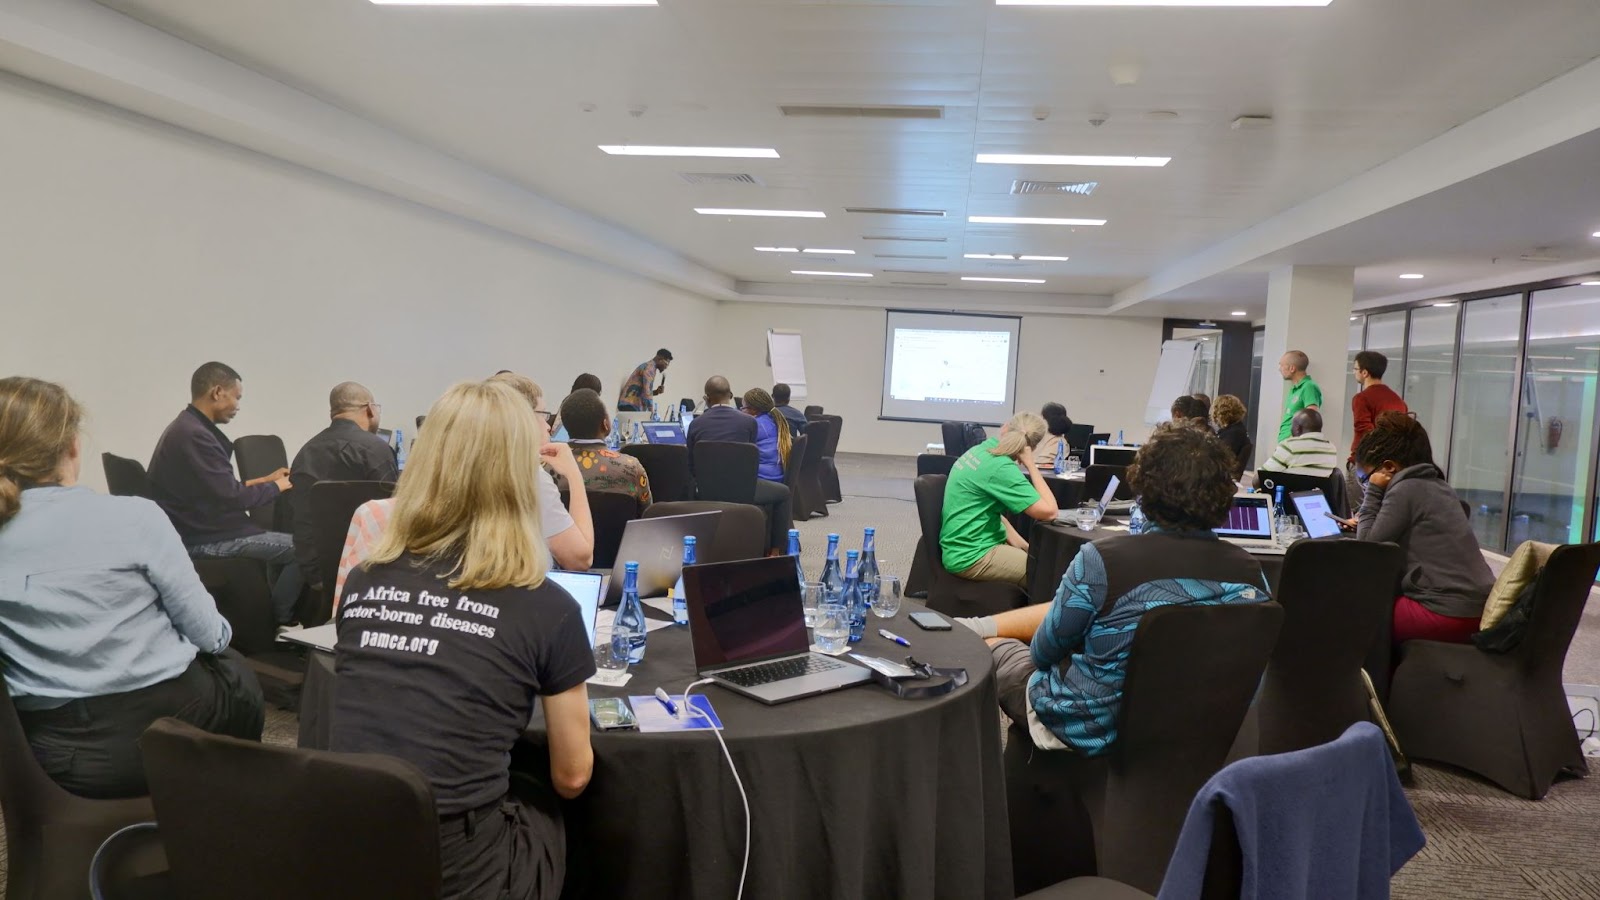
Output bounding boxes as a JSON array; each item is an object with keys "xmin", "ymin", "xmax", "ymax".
[{"xmin": 330, "ymin": 554, "xmax": 595, "ymax": 815}]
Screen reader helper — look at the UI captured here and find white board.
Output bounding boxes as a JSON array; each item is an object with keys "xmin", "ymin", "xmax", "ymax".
[
  {"xmin": 1144, "ymin": 339, "xmax": 1201, "ymax": 425},
  {"xmin": 766, "ymin": 330, "xmax": 807, "ymax": 399}
]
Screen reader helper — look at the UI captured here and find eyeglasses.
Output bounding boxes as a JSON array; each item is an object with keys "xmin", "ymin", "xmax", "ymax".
[
  {"xmin": 535, "ymin": 410, "xmax": 557, "ymax": 428},
  {"xmin": 368, "ymin": 402, "xmax": 382, "ymax": 414}
]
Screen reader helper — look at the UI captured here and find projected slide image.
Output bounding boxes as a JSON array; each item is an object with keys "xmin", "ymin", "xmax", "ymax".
[{"xmin": 889, "ymin": 328, "xmax": 1011, "ymax": 405}]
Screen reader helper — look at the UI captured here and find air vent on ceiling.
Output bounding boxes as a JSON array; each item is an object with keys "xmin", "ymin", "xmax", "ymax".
[
  {"xmin": 845, "ymin": 207, "xmax": 946, "ymax": 218},
  {"xmin": 678, "ymin": 172, "xmax": 764, "ymax": 186},
  {"xmin": 891, "ymin": 281, "xmax": 950, "ymax": 287},
  {"xmin": 780, "ymin": 104, "xmax": 943, "ymax": 120},
  {"xmin": 862, "ymin": 235, "xmax": 947, "ymax": 243},
  {"xmin": 882, "ymin": 269, "xmax": 950, "ymax": 276},
  {"xmin": 1011, "ymin": 179, "xmax": 1098, "ymax": 196},
  {"xmin": 875, "ymin": 253, "xmax": 946, "ymax": 260}
]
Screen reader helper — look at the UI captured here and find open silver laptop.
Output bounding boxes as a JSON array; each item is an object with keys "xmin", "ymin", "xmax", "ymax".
[
  {"xmin": 605, "ymin": 511, "xmax": 721, "ymax": 604},
  {"xmin": 1214, "ymin": 493, "xmax": 1286, "ymax": 555},
  {"xmin": 683, "ymin": 556, "xmax": 871, "ymax": 705}
]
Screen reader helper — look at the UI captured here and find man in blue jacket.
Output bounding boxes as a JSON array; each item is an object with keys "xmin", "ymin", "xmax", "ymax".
[{"xmin": 149, "ymin": 362, "xmax": 301, "ymax": 624}]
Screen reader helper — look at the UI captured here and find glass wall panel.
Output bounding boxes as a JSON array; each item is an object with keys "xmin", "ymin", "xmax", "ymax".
[
  {"xmin": 1449, "ymin": 295, "xmax": 1522, "ymax": 550},
  {"xmin": 1247, "ymin": 329, "xmax": 1264, "ymax": 440},
  {"xmin": 1346, "ymin": 316, "xmax": 1365, "ymax": 424},
  {"xmin": 1404, "ymin": 305, "xmax": 1460, "ymax": 472},
  {"xmin": 1366, "ymin": 311, "xmax": 1407, "ymax": 389},
  {"xmin": 1509, "ymin": 284, "xmax": 1600, "ymax": 547}
]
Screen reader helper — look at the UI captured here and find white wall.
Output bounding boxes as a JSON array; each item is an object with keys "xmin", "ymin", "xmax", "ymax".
[
  {"xmin": 714, "ymin": 302, "xmax": 1166, "ymax": 456},
  {"xmin": 0, "ymin": 77, "xmax": 720, "ymax": 490}
]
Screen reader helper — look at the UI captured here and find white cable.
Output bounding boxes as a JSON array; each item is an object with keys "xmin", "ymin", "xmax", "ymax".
[{"xmin": 681, "ymin": 677, "xmax": 750, "ymax": 900}]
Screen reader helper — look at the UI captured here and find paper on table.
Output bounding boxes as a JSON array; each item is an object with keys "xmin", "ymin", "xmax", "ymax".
[
  {"xmin": 630, "ymin": 694, "xmax": 723, "ymax": 732},
  {"xmin": 588, "ymin": 670, "xmax": 633, "ymax": 687},
  {"xmin": 642, "ymin": 596, "xmax": 675, "ymax": 617},
  {"xmin": 597, "ymin": 608, "xmax": 673, "ymax": 634}
]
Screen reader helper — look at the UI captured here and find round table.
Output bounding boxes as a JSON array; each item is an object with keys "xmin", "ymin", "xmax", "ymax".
[
  {"xmin": 524, "ymin": 604, "xmax": 1012, "ymax": 900},
  {"xmin": 1026, "ymin": 520, "xmax": 1286, "ymax": 604}
]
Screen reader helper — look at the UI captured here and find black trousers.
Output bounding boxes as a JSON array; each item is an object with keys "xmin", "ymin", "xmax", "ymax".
[
  {"xmin": 753, "ymin": 479, "xmax": 794, "ymax": 552},
  {"xmin": 19, "ymin": 650, "xmax": 265, "ymax": 799},
  {"xmin": 440, "ymin": 780, "xmax": 565, "ymax": 900}
]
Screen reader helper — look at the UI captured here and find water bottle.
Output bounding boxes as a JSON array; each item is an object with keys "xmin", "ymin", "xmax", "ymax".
[
  {"xmin": 616, "ymin": 561, "xmax": 648, "ymax": 664},
  {"xmin": 820, "ymin": 533, "xmax": 843, "ymax": 604},
  {"xmin": 787, "ymin": 529, "xmax": 804, "ymax": 589},
  {"xmin": 842, "ymin": 550, "xmax": 866, "ymax": 643},
  {"xmin": 1129, "ymin": 500, "xmax": 1147, "ymax": 535},
  {"xmin": 1054, "ymin": 438, "xmax": 1066, "ymax": 476},
  {"xmin": 394, "ymin": 427, "xmax": 407, "ymax": 470},
  {"xmin": 650, "ymin": 406, "xmax": 660, "ymax": 423},
  {"xmin": 607, "ymin": 418, "xmax": 621, "ymax": 451},
  {"xmin": 672, "ymin": 536, "xmax": 695, "ymax": 626},
  {"xmin": 858, "ymin": 527, "xmax": 880, "ymax": 615},
  {"xmin": 1117, "ymin": 429, "xmax": 1124, "ymax": 445}
]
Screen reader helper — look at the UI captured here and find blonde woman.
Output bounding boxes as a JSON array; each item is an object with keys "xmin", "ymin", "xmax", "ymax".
[
  {"xmin": 1211, "ymin": 394, "xmax": 1252, "ymax": 480},
  {"xmin": 939, "ymin": 411, "xmax": 1059, "ymax": 588},
  {"xmin": 331, "ymin": 380, "xmax": 594, "ymax": 900},
  {"xmin": 0, "ymin": 377, "xmax": 261, "ymax": 799}
]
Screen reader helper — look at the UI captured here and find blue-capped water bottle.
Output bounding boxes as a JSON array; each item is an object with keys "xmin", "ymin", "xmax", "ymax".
[
  {"xmin": 1129, "ymin": 499, "xmax": 1147, "ymax": 535},
  {"xmin": 1054, "ymin": 438, "xmax": 1066, "ymax": 475},
  {"xmin": 842, "ymin": 550, "xmax": 865, "ymax": 643},
  {"xmin": 616, "ymin": 561, "xmax": 648, "ymax": 663},
  {"xmin": 858, "ymin": 527, "xmax": 880, "ymax": 615},
  {"xmin": 672, "ymin": 536, "xmax": 695, "ymax": 626},
  {"xmin": 787, "ymin": 529, "xmax": 804, "ymax": 589},
  {"xmin": 820, "ymin": 533, "xmax": 843, "ymax": 604},
  {"xmin": 607, "ymin": 417, "xmax": 621, "ymax": 451},
  {"xmin": 393, "ymin": 427, "xmax": 407, "ymax": 470}
]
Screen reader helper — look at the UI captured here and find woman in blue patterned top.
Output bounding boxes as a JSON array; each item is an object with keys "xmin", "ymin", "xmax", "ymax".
[{"xmin": 962, "ymin": 424, "xmax": 1271, "ymax": 754}]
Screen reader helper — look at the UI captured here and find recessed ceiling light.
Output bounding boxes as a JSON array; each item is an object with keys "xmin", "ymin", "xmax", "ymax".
[
  {"xmin": 1019, "ymin": 255, "xmax": 1070, "ymax": 261},
  {"xmin": 697, "ymin": 208, "xmax": 826, "ymax": 218},
  {"xmin": 792, "ymin": 270, "xmax": 872, "ymax": 278},
  {"xmin": 1350, "ymin": 316, "xmax": 1359, "ymax": 321},
  {"xmin": 1230, "ymin": 310, "xmax": 1248, "ymax": 316},
  {"xmin": 969, "ymin": 216, "xmax": 1106, "ymax": 226},
  {"xmin": 373, "ymin": 0, "xmax": 657, "ymax": 5},
  {"xmin": 995, "ymin": 0, "xmax": 1330, "ymax": 6},
  {"xmin": 962, "ymin": 276, "xmax": 1046, "ymax": 284},
  {"xmin": 962, "ymin": 253, "xmax": 1072, "ymax": 262},
  {"xmin": 1399, "ymin": 273, "xmax": 1425, "ymax": 279},
  {"xmin": 1432, "ymin": 301, "xmax": 1457, "ymax": 307},
  {"xmin": 1591, "ymin": 232, "xmax": 1600, "ymax": 238},
  {"xmin": 977, "ymin": 154, "xmax": 1170, "ymax": 167},
  {"xmin": 600, "ymin": 145, "xmax": 777, "ymax": 158},
  {"xmin": 1582, "ymin": 281, "xmax": 1600, "ymax": 286},
  {"xmin": 803, "ymin": 248, "xmax": 855, "ymax": 255},
  {"xmin": 965, "ymin": 253, "xmax": 1018, "ymax": 260},
  {"xmin": 755, "ymin": 247, "xmax": 800, "ymax": 253}
]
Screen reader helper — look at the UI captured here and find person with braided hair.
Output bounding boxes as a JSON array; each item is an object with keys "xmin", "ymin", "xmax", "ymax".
[
  {"xmin": 742, "ymin": 387, "xmax": 792, "ymax": 482},
  {"xmin": 1352, "ymin": 411, "xmax": 1493, "ymax": 645}
]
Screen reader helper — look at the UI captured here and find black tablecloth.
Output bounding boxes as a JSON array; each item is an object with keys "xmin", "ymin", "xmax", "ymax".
[
  {"xmin": 1026, "ymin": 520, "xmax": 1286, "ymax": 604},
  {"xmin": 300, "ymin": 606, "xmax": 1012, "ymax": 900}
]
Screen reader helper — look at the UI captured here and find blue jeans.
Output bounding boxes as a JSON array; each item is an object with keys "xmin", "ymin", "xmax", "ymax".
[{"xmin": 189, "ymin": 532, "xmax": 303, "ymax": 625}]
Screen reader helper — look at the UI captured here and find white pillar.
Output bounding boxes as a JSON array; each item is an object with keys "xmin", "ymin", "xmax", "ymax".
[{"xmin": 1255, "ymin": 266, "xmax": 1355, "ymax": 465}]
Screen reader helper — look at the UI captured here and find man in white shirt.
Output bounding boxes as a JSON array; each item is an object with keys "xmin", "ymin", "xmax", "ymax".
[{"xmin": 1259, "ymin": 409, "xmax": 1340, "ymax": 478}]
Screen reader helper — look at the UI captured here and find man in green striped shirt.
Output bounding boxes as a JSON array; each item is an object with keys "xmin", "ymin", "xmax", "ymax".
[{"xmin": 1260, "ymin": 408, "xmax": 1339, "ymax": 478}]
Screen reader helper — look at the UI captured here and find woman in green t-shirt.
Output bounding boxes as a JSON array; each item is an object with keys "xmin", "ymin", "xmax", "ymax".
[{"xmin": 939, "ymin": 412, "xmax": 1059, "ymax": 588}]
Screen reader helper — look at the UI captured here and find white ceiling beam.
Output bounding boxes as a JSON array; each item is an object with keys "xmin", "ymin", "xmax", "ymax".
[
  {"xmin": 0, "ymin": 0, "xmax": 738, "ymax": 301},
  {"xmin": 1112, "ymin": 54, "xmax": 1600, "ymax": 313},
  {"xmin": 736, "ymin": 281, "xmax": 1117, "ymax": 317}
]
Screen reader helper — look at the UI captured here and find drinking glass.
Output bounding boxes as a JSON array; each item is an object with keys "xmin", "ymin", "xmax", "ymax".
[
  {"xmin": 801, "ymin": 581, "xmax": 825, "ymax": 628},
  {"xmin": 592, "ymin": 626, "xmax": 630, "ymax": 677},
  {"xmin": 814, "ymin": 603, "xmax": 850, "ymax": 655},
  {"xmin": 1075, "ymin": 502, "xmax": 1100, "ymax": 531},
  {"xmin": 872, "ymin": 575, "xmax": 902, "ymax": 618},
  {"xmin": 1065, "ymin": 456, "xmax": 1082, "ymax": 475}
]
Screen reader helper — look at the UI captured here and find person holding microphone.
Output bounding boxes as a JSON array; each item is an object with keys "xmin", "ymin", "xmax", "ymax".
[{"xmin": 617, "ymin": 349, "xmax": 672, "ymax": 412}]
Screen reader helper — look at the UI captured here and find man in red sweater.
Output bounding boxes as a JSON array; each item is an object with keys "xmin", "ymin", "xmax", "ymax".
[{"xmin": 1348, "ymin": 350, "xmax": 1408, "ymax": 502}]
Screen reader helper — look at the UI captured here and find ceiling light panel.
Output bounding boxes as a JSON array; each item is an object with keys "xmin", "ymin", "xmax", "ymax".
[
  {"xmin": 601, "ymin": 146, "xmax": 777, "ymax": 158},
  {"xmin": 845, "ymin": 207, "xmax": 947, "ymax": 218},
  {"xmin": 804, "ymin": 248, "xmax": 855, "ymax": 255},
  {"xmin": 754, "ymin": 247, "xmax": 800, "ymax": 253},
  {"xmin": 977, "ymin": 154, "xmax": 1170, "ymax": 167},
  {"xmin": 792, "ymin": 270, "xmax": 872, "ymax": 278},
  {"xmin": 1399, "ymin": 273, "xmax": 1425, "ymax": 279},
  {"xmin": 969, "ymin": 216, "xmax": 1106, "ymax": 226},
  {"xmin": 373, "ymin": 0, "xmax": 656, "ymax": 4},
  {"xmin": 862, "ymin": 235, "xmax": 947, "ymax": 243},
  {"xmin": 1231, "ymin": 311, "xmax": 1248, "ymax": 316},
  {"xmin": 962, "ymin": 276, "xmax": 1046, "ymax": 284},
  {"xmin": 1012, "ymin": 180, "xmax": 1098, "ymax": 196},
  {"xmin": 964, "ymin": 253, "xmax": 1070, "ymax": 261},
  {"xmin": 995, "ymin": 0, "xmax": 1330, "ymax": 6},
  {"xmin": 696, "ymin": 208, "xmax": 825, "ymax": 218},
  {"xmin": 780, "ymin": 104, "xmax": 943, "ymax": 120}
]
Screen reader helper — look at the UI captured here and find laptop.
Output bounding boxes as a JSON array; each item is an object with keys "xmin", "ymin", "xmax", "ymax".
[
  {"xmin": 642, "ymin": 422, "xmax": 687, "ymax": 445},
  {"xmin": 1289, "ymin": 489, "xmax": 1345, "ymax": 540},
  {"xmin": 1214, "ymin": 493, "xmax": 1285, "ymax": 554},
  {"xmin": 546, "ymin": 570, "xmax": 607, "ymax": 640},
  {"xmin": 683, "ymin": 556, "xmax": 872, "ymax": 705},
  {"xmin": 605, "ymin": 511, "xmax": 722, "ymax": 604},
  {"xmin": 1089, "ymin": 445, "xmax": 1138, "ymax": 468}
]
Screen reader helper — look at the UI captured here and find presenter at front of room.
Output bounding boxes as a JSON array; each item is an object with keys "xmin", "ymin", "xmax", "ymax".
[
  {"xmin": 618, "ymin": 348, "xmax": 673, "ymax": 413},
  {"xmin": 1275, "ymin": 350, "xmax": 1321, "ymax": 443}
]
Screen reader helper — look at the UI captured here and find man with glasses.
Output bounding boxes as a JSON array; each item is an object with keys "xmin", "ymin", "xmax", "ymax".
[{"xmin": 289, "ymin": 382, "xmax": 399, "ymax": 602}]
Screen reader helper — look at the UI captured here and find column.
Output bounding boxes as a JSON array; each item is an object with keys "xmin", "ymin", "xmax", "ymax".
[{"xmin": 1254, "ymin": 266, "xmax": 1355, "ymax": 465}]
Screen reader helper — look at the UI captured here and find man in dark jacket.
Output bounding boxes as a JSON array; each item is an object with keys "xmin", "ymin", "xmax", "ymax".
[
  {"xmin": 148, "ymin": 362, "xmax": 301, "ymax": 624},
  {"xmin": 289, "ymin": 382, "xmax": 398, "ymax": 596}
]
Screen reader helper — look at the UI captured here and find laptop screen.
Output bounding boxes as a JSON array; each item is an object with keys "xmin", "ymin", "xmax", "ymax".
[
  {"xmin": 644, "ymin": 423, "xmax": 686, "ymax": 445},
  {"xmin": 546, "ymin": 570, "xmax": 604, "ymax": 640},
  {"xmin": 1097, "ymin": 475, "xmax": 1121, "ymax": 514},
  {"xmin": 1214, "ymin": 495, "xmax": 1273, "ymax": 540},
  {"xmin": 1291, "ymin": 490, "xmax": 1342, "ymax": 539},
  {"xmin": 683, "ymin": 557, "xmax": 809, "ymax": 668},
  {"xmin": 1089, "ymin": 445, "xmax": 1138, "ymax": 468}
]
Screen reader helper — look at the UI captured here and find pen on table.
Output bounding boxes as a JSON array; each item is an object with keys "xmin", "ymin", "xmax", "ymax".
[
  {"xmin": 654, "ymin": 686, "xmax": 680, "ymax": 718},
  {"xmin": 878, "ymin": 629, "xmax": 911, "ymax": 648}
]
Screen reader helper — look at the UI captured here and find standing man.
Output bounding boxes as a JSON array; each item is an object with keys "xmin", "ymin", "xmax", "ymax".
[
  {"xmin": 618, "ymin": 349, "xmax": 672, "ymax": 412},
  {"xmin": 148, "ymin": 362, "xmax": 302, "ymax": 625},
  {"xmin": 1348, "ymin": 350, "xmax": 1408, "ymax": 501},
  {"xmin": 772, "ymin": 383, "xmax": 809, "ymax": 437},
  {"xmin": 1275, "ymin": 350, "xmax": 1322, "ymax": 442},
  {"xmin": 288, "ymin": 382, "xmax": 399, "ymax": 597}
]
